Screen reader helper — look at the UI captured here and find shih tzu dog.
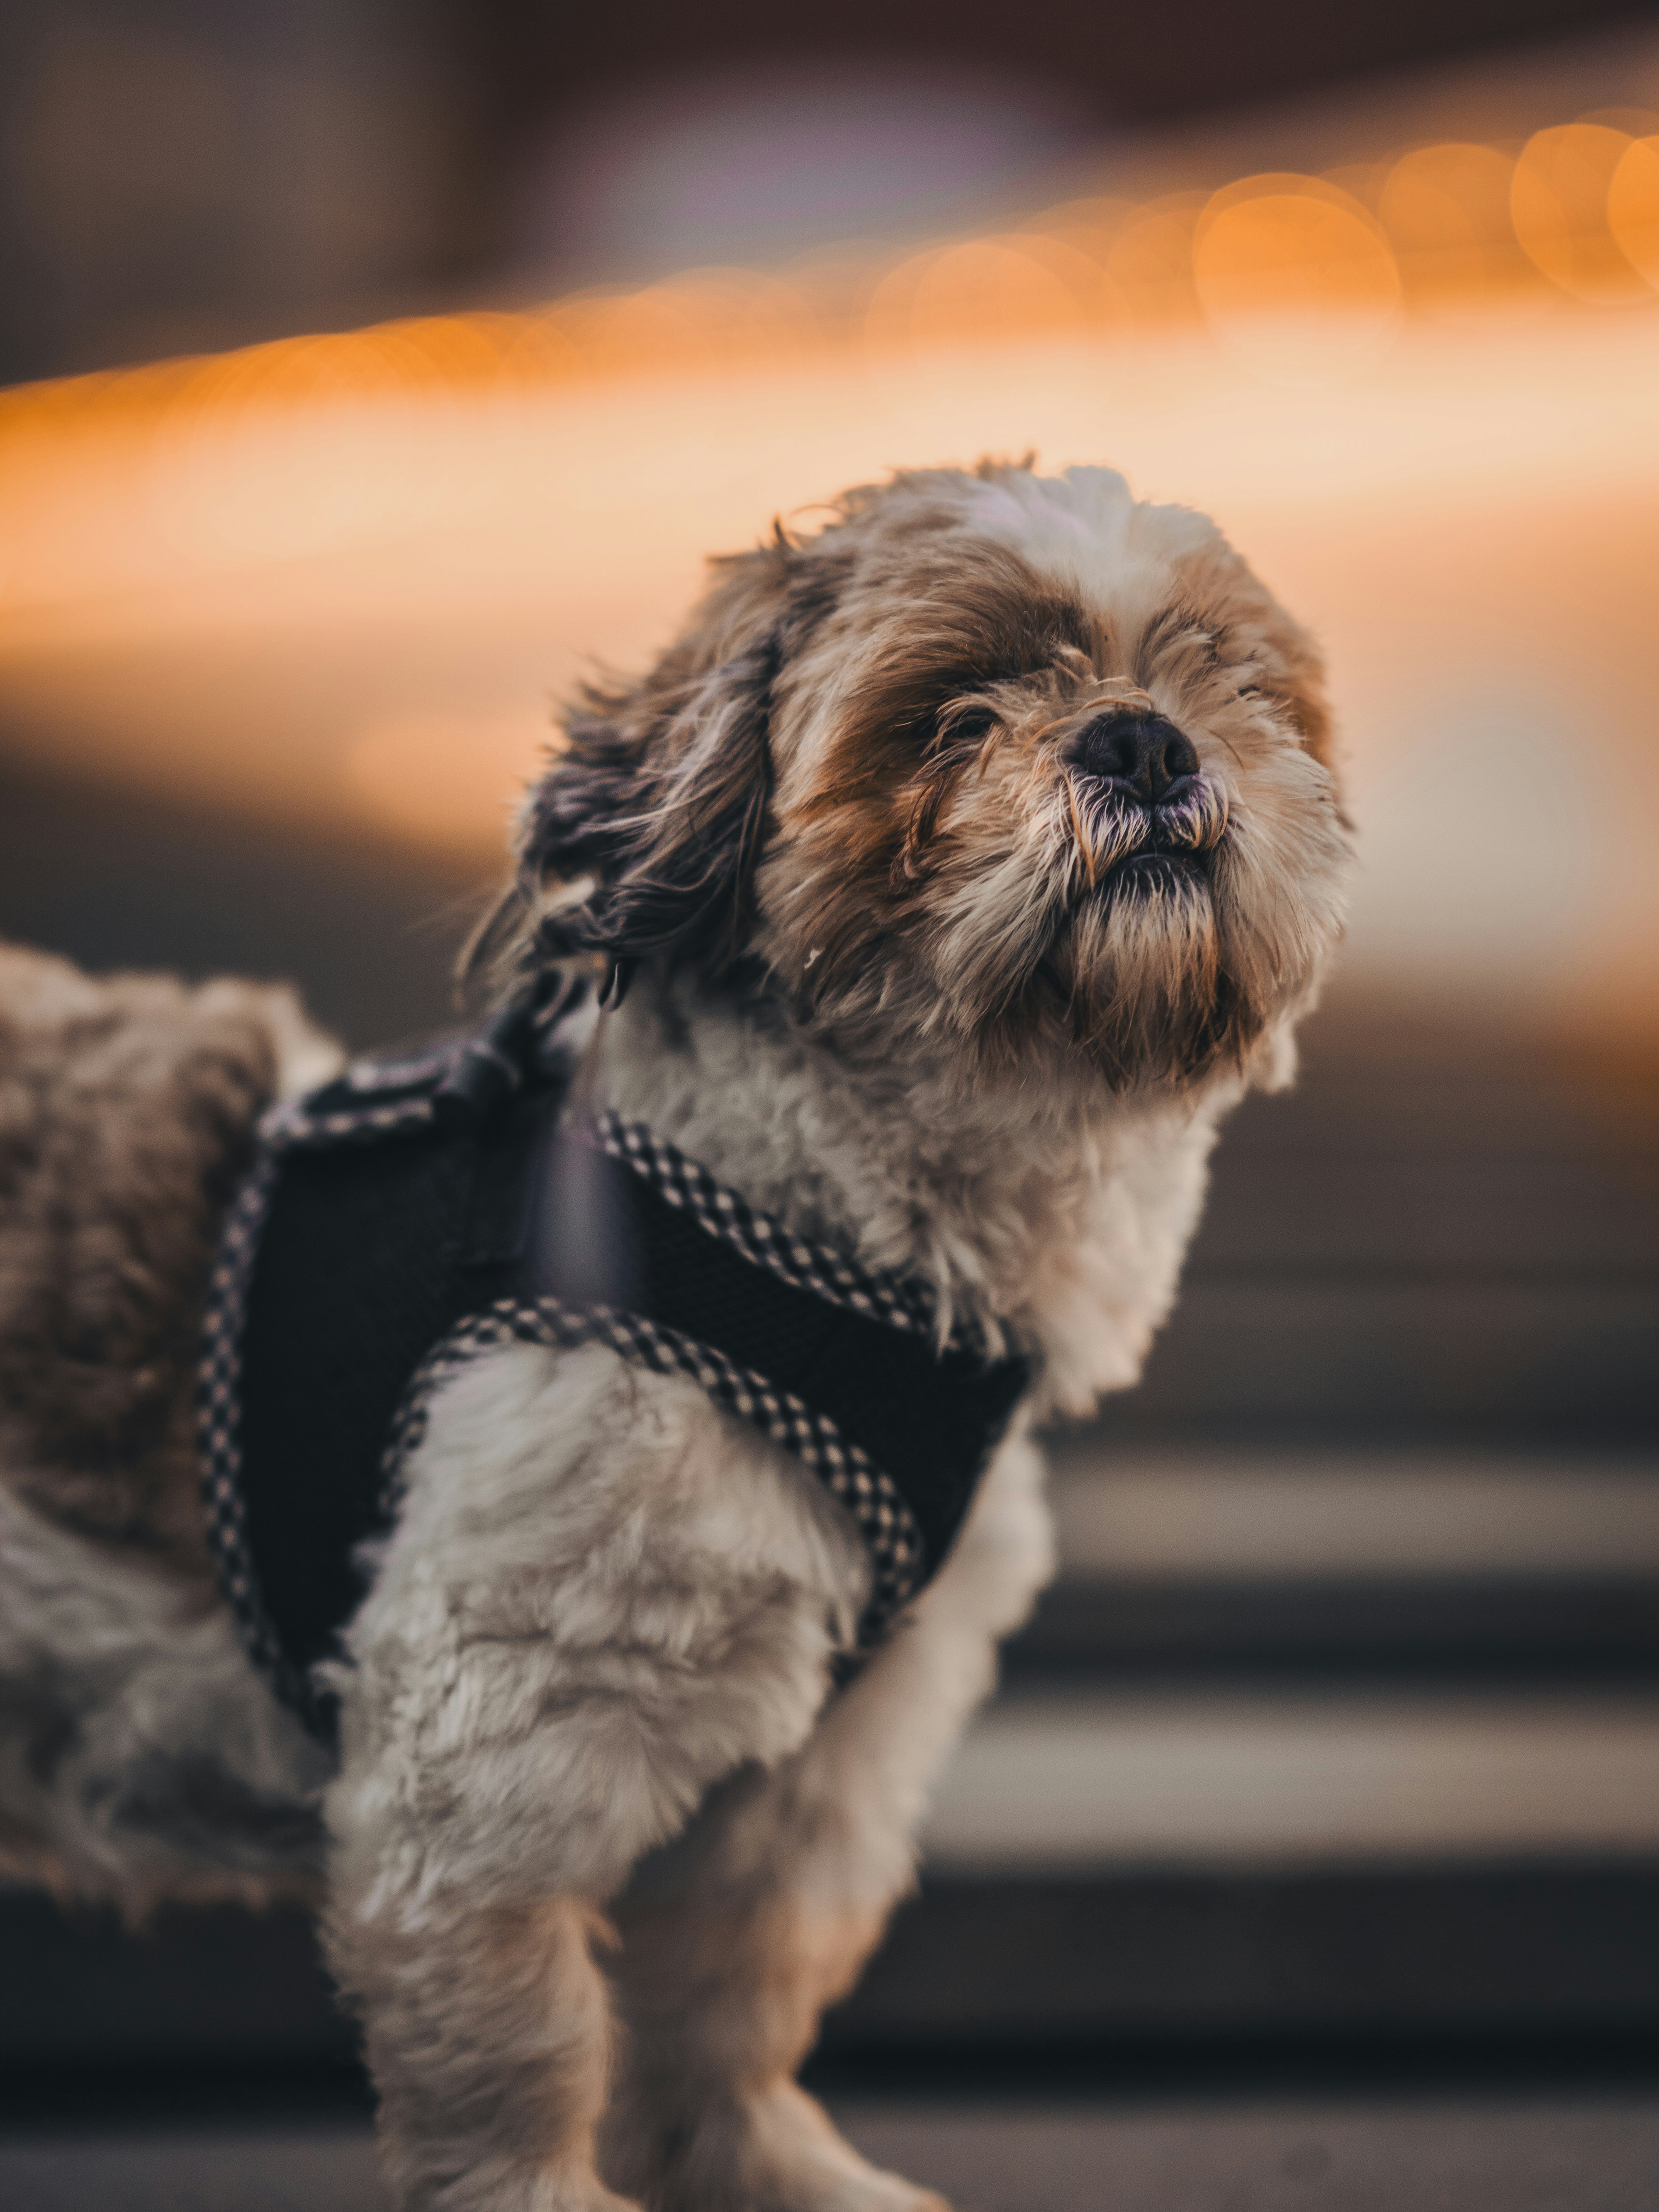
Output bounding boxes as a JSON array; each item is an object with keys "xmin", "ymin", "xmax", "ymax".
[{"xmin": 0, "ymin": 461, "xmax": 1349, "ymax": 2210}]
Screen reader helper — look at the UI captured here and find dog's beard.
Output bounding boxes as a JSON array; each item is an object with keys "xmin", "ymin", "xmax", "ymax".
[
  {"xmin": 911, "ymin": 774, "xmax": 1245, "ymax": 1085},
  {"xmin": 1050, "ymin": 862, "xmax": 1228, "ymax": 1082},
  {"xmin": 1049, "ymin": 774, "xmax": 1238, "ymax": 1080}
]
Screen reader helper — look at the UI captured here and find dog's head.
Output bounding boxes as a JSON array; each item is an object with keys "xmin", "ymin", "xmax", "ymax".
[{"xmin": 508, "ymin": 462, "xmax": 1351, "ymax": 1089}]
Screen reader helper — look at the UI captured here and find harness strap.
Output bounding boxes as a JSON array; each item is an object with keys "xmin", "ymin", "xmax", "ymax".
[{"xmin": 199, "ymin": 1012, "xmax": 1030, "ymax": 1743}]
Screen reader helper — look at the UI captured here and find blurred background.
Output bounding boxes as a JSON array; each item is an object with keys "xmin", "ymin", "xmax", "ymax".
[{"xmin": 2, "ymin": 1, "xmax": 1659, "ymax": 2206}]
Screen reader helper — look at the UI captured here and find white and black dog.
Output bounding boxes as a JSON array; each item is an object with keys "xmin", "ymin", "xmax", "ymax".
[{"xmin": 0, "ymin": 461, "xmax": 1350, "ymax": 2210}]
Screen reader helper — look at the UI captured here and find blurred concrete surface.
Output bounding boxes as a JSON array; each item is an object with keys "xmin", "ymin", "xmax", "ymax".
[
  {"xmin": 848, "ymin": 2098, "xmax": 1659, "ymax": 2212},
  {"xmin": 5, "ymin": 2096, "xmax": 1659, "ymax": 2212}
]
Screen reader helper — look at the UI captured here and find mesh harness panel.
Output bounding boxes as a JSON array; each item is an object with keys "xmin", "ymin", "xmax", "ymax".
[{"xmin": 198, "ymin": 1020, "xmax": 1031, "ymax": 1743}]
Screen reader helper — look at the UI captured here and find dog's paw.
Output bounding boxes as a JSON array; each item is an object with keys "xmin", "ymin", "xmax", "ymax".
[
  {"xmin": 541, "ymin": 2182, "xmax": 641, "ymax": 2212},
  {"xmin": 384, "ymin": 2153, "xmax": 641, "ymax": 2212},
  {"xmin": 672, "ymin": 2083, "xmax": 951, "ymax": 2212}
]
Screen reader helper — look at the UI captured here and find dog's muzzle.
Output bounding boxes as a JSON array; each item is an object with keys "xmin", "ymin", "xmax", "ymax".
[{"xmin": 1063, "ymin": 715, "xmax": 1225, "ymax": 902}]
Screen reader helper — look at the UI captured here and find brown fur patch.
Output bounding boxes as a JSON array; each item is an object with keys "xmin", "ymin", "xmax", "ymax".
[
  {"xmin": 810, "ymin": 540, "xmax": 1098, "ymax": 809},
  {"xmin": 0, "ymin": 946, "xmax": 295, "ymax": 1588},
  {"xmin": 1168, "ymin": 538, "xmax": 1335, "ymax": 765}
]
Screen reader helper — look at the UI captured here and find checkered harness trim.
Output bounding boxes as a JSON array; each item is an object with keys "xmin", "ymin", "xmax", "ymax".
[
  {"xmin": 198, "ymin": 1144, "xmax": 292, "ymax": 1701},
  {"xmin": 379, "ymin": 1302, "xmax": 924, "ymax": 1617},
  {"xmin": 589, "ymin": 1110, "xmax": 943, "ymax": 1340},
  {"xmin": 198, "ymin": 1079, "xmax": 933, "ymax": 1721}
]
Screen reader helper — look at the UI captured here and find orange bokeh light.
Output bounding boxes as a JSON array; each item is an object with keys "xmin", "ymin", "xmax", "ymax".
[
  {"xmin": 1193, "ymin": 177, "xmax": 1400, "ymax": 383},
  {"xmin": 1511, "ymin": 123, "xmax": 1653, "ymax": 305},
  {"xmin": 866, "ymin": 234, "xmax": 1118, "ymax": 351},
  {"xmin": 1609, "ymin": 136, "xmax": 1659, "ymax": 291},
  {"xmin": 1102, "ymin": 197, "xmax": 1206, "ymax": 324},
  {"xmin": 1377, "ymin": 143, "xmax": 1530, "ymax": 304}
]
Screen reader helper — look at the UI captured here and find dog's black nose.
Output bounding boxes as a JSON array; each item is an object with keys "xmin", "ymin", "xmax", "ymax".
[{"xmin": 1073, "ymin": 715, "xmax": 1199, "ymax": 806}]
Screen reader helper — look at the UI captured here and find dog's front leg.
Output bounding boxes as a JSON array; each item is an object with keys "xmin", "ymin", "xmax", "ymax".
[
  {"xmin": 324, "ymin": 1870, "xmax": 630, "ymax": 2212},
  {"xmin": 324, "ymin": 1620, "xmax": 838, "ymax": 2212},
  {"xmin": 604, "ymin": 1429, "xmax": 1053, "ymax": 2212},
  {"xmin": 319, "ymin": 1343, "xmax": 860, "ymax": 2212}
]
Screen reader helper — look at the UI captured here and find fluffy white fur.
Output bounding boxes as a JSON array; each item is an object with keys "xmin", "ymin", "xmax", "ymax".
[{"xmin": 0, "ymin": 463, "xmax": 1350, "ymax": 2210}]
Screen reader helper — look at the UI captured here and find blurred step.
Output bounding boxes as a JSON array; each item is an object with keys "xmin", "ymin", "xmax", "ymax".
[
  {"xmin": 1014, "ymin": 1577, "xmax": 1659, "ymax": 1681},
  {"xmin": 0, "ymin": 1890, "xmax": 357, "ymax": 2076},
  {"xmin": 919, "ymin": 1689, "xmax": 1659, "ymax": 1871},
  {"xmin": 1046, "ymin": 1451, "xmax": 1659, "ymax": 1577},
  {"xmin": 815, "ymin": 1682, "xmax": 1659, "ymax": 2047},
  {"xmin": 1138, "ymin": 994, "xmax": 1659, "ymax": 1447},
  {"xmin": 10, "ymin": 2093, "xmax": 1659, "ymax": 2212},
  {"xmin": 827, "ymin": 1682, "xmax": 1659, "ymax": 2047},
  {"xmin": 10, "ymin": 1684, "xmax": 1659, "ymax": 2079},
  {"xmin": 835, "ymin": 2095, "xmax": 1659, "ymax": 2211},
  {"xmin": 1190, "ymin": 1130, "xmax": 1659, "ymax": 1277},
  {"xmin": 814, "ymin": 1672, "xmax": 1659, "ymax": 2053},
  {"xmin": 1011, "ymin": 1449, "xmax": 1659, "ymax": 1679},
  {"xmin": 11, "ymin": 1853, "xmax": 1659, "ymax": 2083},
  {"xmin": 0, "ymin": 2127, "xmax": 383, "ymax": 2212},
  {"xmin": 1096, "ymin": 1280, "xmax": 1659, "ymax": 1444},
  {"xmin": 827, "ymin": 1861, "xmax": 1659, "ymax": 2048}
]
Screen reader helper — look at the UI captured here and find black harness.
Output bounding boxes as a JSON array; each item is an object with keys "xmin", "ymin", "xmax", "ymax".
[{"xmin": 197, "ymin": 1003, "xmax": 1031, "ymax": 1743}]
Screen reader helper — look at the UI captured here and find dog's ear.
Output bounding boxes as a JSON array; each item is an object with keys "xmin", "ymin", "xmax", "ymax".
[
  {"xmin": 1171, "ymin": 535, "xmax": 1335, "ymax": 770},
  {"xmin": 514, "ymin": 545, "xmax": 795, "ymax": 986},
  {"xmin": 1256, "ymin": 616, "xmax": 1333, "ymax": 768}
]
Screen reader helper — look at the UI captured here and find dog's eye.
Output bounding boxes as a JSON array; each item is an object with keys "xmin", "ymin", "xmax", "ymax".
[{"xmin": 938, "ymin": 706, "xmax": 997, "ymax": 745}]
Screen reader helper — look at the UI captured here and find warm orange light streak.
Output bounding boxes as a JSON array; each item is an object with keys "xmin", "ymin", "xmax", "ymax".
[
  {"xmin": 866, "ymin": 234, "xmax": 1118, "ymax": 352},
  {"xmin": 3, "ymin": 101, "xmax": 1652, "ymax": 492}
]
